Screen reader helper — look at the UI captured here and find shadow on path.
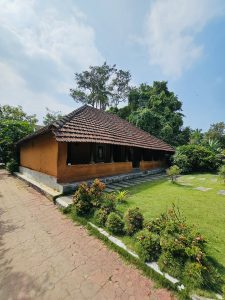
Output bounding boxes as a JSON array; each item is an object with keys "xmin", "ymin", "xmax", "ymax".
[{"xmin": 0, "ymin": 207, "xmax": 46, "ymax": 299}]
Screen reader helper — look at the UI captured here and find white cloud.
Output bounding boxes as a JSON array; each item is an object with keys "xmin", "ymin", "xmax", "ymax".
[
  {"xmin": 145, "ymin": 0, "xmax": 225, "ymax": 78},
  {"xmin": 0, "ymin": 0, "xmax": 104, "ymax": 121},
  {"xmin": 0, "ymin": 62, "xmax": 73, "ymax": 122},
  {"xmin": 0, "ymin": 0, "xmax": 103, "ymax": 70}
]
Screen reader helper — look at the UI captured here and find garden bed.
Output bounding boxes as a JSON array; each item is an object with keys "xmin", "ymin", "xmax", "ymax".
[{"xmin": 63, "ymin": 175, "xmax": 225, "ymax": 299}]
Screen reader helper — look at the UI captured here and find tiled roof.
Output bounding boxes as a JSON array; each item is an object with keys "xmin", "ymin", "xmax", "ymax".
[{"xmin": 18, "ymin": 105, "xmax": 174, "ymax": 152}]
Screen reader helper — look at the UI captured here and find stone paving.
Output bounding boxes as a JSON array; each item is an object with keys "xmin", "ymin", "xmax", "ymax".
[
  {"xmin": 217, "ymin": 190, "xmax": 225, "ymax": 196},
  {"xmin": 194, "ymin": 186, "xmax": 212, "ymax": 192},
  {"xmin": 0, "ymin": 170, "xmax": 174, "ymax": 300}
]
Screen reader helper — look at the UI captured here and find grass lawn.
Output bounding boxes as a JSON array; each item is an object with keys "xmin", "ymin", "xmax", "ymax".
[{"xmin": 117, "ymin": 174, "xmax": 225, "ymax": 272}]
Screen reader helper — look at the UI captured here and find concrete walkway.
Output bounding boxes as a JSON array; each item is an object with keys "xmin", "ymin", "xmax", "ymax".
[{"xmin": 0, "ymin": 169, "xmax": 174, "ymax": 300}]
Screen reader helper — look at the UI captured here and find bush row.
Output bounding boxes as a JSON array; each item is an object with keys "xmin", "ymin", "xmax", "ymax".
[
  {"xmin": 72, "ymin": 179, "xmax": 222, "ymax": 292},
  {"xmin": 73, "ymin": 179, "xmax": 143, "ymax": 236}
]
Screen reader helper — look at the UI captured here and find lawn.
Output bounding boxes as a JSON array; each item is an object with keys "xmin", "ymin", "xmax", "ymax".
[{"xmin": 117, "ymin": 174, "xmax": 225, "ymax": 271}]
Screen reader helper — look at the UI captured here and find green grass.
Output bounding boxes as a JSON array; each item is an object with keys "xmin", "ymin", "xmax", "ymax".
[{"xmin": 117, "ymin": 174, "xmax": 225, "ymax": 272}]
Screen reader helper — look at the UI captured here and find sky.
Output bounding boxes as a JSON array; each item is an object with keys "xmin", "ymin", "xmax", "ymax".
[{"xmin": 0, "ymin": 0, "xmax": 225, "ymax": 130}]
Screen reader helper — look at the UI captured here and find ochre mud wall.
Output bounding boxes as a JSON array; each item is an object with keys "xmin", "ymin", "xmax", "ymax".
[{"xmin": 20, "ymin": 133, "xmax": 58, "ymax": 177}]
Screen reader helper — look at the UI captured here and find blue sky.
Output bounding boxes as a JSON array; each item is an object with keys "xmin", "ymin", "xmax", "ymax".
[{"xmin": 0, "ymin": 0, "xmax": 225, "ymax": 130}]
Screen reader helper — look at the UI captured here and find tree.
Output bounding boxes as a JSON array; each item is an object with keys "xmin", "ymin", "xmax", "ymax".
[
  {"xmin": 70, "ymin": 62, "xmax": 131, "ymax": 110},
  {"xmin": 124, "ymin": 81, "xmax": 184, "ymax": 146},
  {"xmin": 43, "ymin": 108, "xmax": 63, "ymax": 125},
  {"xmin": 166, "ymin": 165, "xmax": 181, "ymax": 183},
  {"xmin": 0, "ymin": 105, "xmax": 37, "ymax": 125},
  {"xmin": 0, "ymin": 105, "xmax": 37, "ymax": 163},
  {"xmin": 205, "ymin": 122, "xmax": 225, "ymax": 148},
  {"xmin": 189, "ymin": 129, "xmax": 204, "ymax": 145}
]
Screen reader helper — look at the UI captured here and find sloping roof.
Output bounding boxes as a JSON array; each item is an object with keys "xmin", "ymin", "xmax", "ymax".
[{"xmin": 18, "ymin": 105, "xmax": 174, "ymax": 152}]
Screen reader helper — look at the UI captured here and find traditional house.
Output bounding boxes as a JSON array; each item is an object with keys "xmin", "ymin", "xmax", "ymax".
[{"xmin": 17, "ymin": 105, "xmax": 174, "ymax": 188}]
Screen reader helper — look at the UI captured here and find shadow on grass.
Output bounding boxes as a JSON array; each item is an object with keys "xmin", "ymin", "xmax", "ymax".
[
  {"xmin": 202, "ymin": 256, "xmax": 225, "ymax": 294},
  {"xmin": 172, "ymin": 181, "xmax": 195, "ymax": 189}
]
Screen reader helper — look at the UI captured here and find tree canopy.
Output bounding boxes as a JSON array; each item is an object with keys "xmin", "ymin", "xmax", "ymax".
[
  {"xmin": 43, "ymin": 108, "xmax": 63, "ymax": 125},
  {"xmin": 0, "ymin": 105, "xmax": 37, "ymax": 163},
  {"xmin": 70, "ymin": 62, "xmax": 131, "ymax": 110},
  {"xmin": 110, "ymin": 81, "xmax": 190, "ymax": 146}
]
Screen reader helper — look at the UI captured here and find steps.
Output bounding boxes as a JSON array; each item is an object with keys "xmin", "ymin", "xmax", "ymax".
[{"xmin": 104, "ymin": 173, "xmax": 167, "ymax": 193}]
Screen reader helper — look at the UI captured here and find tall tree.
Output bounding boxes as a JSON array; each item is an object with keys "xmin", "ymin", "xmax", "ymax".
[
  {"xmin": 189, "ymin": 129, "xmax": 204, "ymax": 145},
  {"xmin": 43, "ymin": 108, "xmax": 63, "ymax": 125},
  {"xmin": 70, "ymin": 62, "xmax": 131, "ymax": 110},
  {"xmin": 0, "ymin": 105, "xmax": 37, "ymax": 163},
  {"xmin": 204, "ymin": 122, "xmax": 225, "ymax": 148},
  {"xmin": 128, "ymin": 82, "xmax": 184, "ymax": 145}
]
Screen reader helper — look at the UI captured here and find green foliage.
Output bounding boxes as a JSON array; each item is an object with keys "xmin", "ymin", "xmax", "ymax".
[
  {"xmin": 189, "ymin": 129, "xmax": 204, "ymax": 145},
  {"xmin": 205, "ymin": 122, "xmax": 225, "ymax": 148},
  {"xmin": 101, "ymin": 193, "xmax": 116, "ymax": 214},
  {"xmin": 115, "ymin": 190, "xmax": 128, "ymax": 203},
  {"xmin": 204, "ymin": 138, "xmax": 222, "ymax": 153},
  {"xmin": 124, "ymin": 207, "xmax": 144, "ymax": 235},
  {"xmin": 183, "ymin": 261, "xmax": 205, "ymax": 288},
  {"xmin": 43, "ymin": 107, "xmax": 63, "ymax": 125},
  {"xmin": 158, "ymin": 251, "xmax": 183, "ymax": 278},
  {"xmin": 94, "ymin": 208, "xmax": 108, "ymax": 226},
  {"xmin": 106, "ymin": 212, "xmax": 124, "ymax": 235},
  {"xmin": 89, "ymin": 179, "xmax": 106, "ymax": 208},
  {"xmin": 172, "ymin": 153, "xmax": 190, "ymax": 173},
  {"xmin": 0, "ymin": 105, "xmax": 37, "ymax": 125},
  {"xmin": 111, "ymin": 81, "xmax": 190, "ymax": 146},
  {"xmin": 136, "ymin": 229, "xmax": 161, "ymax": 262},
  {"xmin": 70, "ymin": 62, "xmax": 131, "ymax": 110},
  {"xmin": 73, "ymin": 179, "xmax": 106, "ymax": 215},
  {"xmin": 73, "ymin": 182, "xmax": 93, "ymax": 216},
  {"xmin": 166, "ymin": 165, "xmax": 181, "ymax": 183},
  {"xmin": 0, "ymin": 105, "xmax": 37, "ymax": 163},
  {"xmin": 173, "ymin": 144, "xmax": 221, "ymax": 173},
  {"xmin": 135, "ymin": 205, "xmax": 222, "ymax": 290},
  {"xmin": 6, "ymin": 158, "xmax": 18, "ymax": 174},
  {"xmin": 218, "ymin": 165, "xmax": 225, "ymax": 184}
]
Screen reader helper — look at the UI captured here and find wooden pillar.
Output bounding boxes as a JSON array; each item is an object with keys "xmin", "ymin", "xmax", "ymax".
[
  {"xmin": 125, "ymin": 147, "xmax": 128, "ymax": 162},
  {"xmin": 110, "ymin": 145, "xmax": 114, "ymax": 163},
  {"xmin": 90, "ymin": 143, "xmax": 95, "ymax": 164},
  {"xmin": 141, "ymin": 149, "xmax": 144, "ymax": 161}
]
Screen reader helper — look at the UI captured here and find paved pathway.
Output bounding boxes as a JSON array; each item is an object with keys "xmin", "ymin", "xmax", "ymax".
[{"xmin": 0, "ymin": 170, "xmax": 174, "ymax": 300}]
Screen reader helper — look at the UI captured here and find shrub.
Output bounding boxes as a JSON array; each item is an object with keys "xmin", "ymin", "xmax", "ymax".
[
  {"xmin": 106, "ymin": 212, "xmax": 124, "ymax": 235},
  {"xmin": 73, "ymin": 179, "xmax": 106, "ymax": 216},
  {"xmin": 94, "ymin": 208, "xmax": 108, "ymax": 226},
  {"xmin": 166, "ymin": 165, "xmax": 181, "ymax": 183},
  {"xmin": 173, "ymin": 144, "xmax": 221, "ymax": 173},
  {"xmin": 124, "ymin": 207, "xmax": 144, "ymax": 235},
  {"xmin": 158, "ymin": 251, "xmax": 184, "ymax": 278},
  {"xmin": 115, "ymin": 190, "xmax": 128, "ymax": 203},
  {"xmin": 73, "ymin": 182, "xmax": 93, "ymax": 216},
  {"xmin": 101, "ymin": 193, "xmax": 116, "ymax": 214},
  {"xmin": 89, "ymin": 179, "xmax": 106, "ymax": 208},
  {"xmin": 6, "ymin": 159, "xmax": 18, "ymax": 174},
  {"xmin": 218, "ymin": 165, "xmax": 225, "ymax": 184},
  {"xmin": 172, "ymin": 152, "xmax": 191, "ymax": 173},
  {"xmin": 183, "ymin": 261, "xmax": 205, "ymax": 288},
  {"xmin": 136, "ymin": 229, "xmax": 161, "ymax": 262}
]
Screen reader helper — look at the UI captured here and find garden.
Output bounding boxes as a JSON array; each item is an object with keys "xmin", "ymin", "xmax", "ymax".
[{"xmin": 63, "ymin": 168, "xmax": 225, "ymax": 299}]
